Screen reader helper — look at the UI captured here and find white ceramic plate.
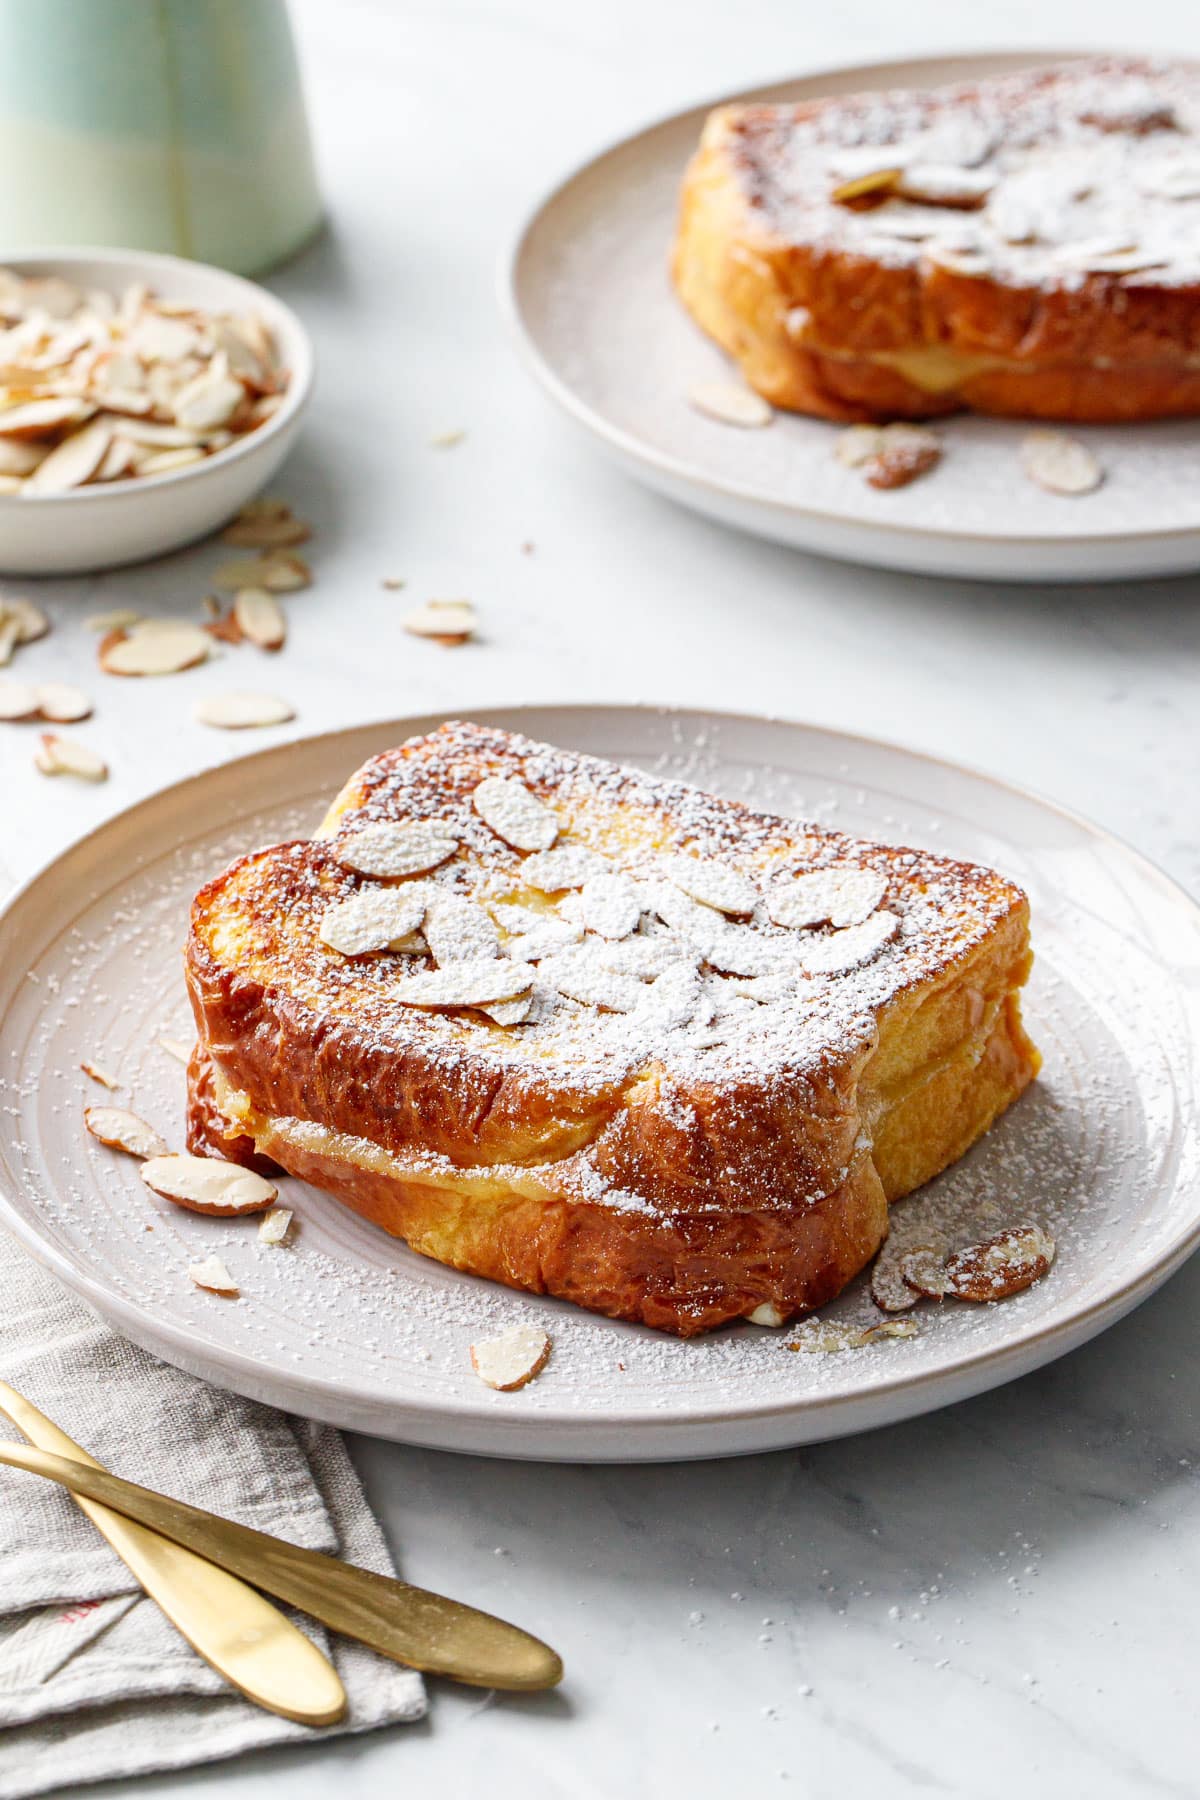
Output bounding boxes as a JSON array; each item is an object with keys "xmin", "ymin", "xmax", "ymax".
[
  {"xmin": 0, "ymin": 704, "xmax": 1197, "ymax": 1461},
  {"xmin": 504, "ymin": 51, "xmax": 1200, "ymax": 583},
  {"xmin": 0, "ymin": 248, "xmax": 313, "ymax": 576}
]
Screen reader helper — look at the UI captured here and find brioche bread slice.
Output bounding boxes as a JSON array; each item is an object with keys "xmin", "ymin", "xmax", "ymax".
[
  {"xmin": 185, "ymin": 722, "xmax": 1038, "ymax": 1335},
  {"xmin": 673, "ymin": 58, "xmax": 1200, "ymax": 422}
]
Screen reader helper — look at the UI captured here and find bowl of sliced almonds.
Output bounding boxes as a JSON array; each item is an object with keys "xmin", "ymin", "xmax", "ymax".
[{"xmin": 0, "ymin": 247, "xmax": 313, "ymax": 575}]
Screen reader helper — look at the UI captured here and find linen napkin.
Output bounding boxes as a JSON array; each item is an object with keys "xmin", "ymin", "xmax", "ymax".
[{"xmin": 0, "ymin": 1224, "xmax": 425, "ymax": 1800}]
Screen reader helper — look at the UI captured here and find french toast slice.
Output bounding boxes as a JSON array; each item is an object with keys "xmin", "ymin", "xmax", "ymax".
[
  {"xmin": 673, "ymin": 58, "xmax": 1200, "ymax": 422},
  {"xmin": 185, "ymin": 722, "xmax": 1038, "ymax": 1335}
]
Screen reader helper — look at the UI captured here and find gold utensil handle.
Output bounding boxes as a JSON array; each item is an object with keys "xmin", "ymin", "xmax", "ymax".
[
  {"xmin": 0, "ymin": 1380, "xmax": 345, "ymax": 1725},
  {"xmin": 0, "ymin": 1439, "xmax": 563, "ymax": 1691}
]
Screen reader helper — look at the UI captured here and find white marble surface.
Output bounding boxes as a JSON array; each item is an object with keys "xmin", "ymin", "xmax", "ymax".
[{"xmin": 3, "ymin": 0, "xmax": 1199, "ymax": 1793}]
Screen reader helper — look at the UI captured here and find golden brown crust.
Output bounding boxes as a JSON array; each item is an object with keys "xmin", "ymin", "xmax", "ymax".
[
  {"xmin": 185, "ymin": 721, "xmax": 1039, "ymax": 1334},
  {"xmin": 672, "ymin": 61, "xmax": 1200, "ymax": 422}
]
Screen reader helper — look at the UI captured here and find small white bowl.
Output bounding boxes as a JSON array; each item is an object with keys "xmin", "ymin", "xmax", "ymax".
[{"xmin": 0, "ymin": 247, "xmax": 314, "ymax": 576}]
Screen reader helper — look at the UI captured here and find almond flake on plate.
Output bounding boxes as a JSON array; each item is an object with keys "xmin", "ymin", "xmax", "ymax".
[
  {"xmin": 319, "ymin": 885, "xmax": 430, "ymax": 956},
  {"xmin": 900, "ymin": 1245, "xmax": 952, "ymax": 1299},
  {"xmin": 747, "ymin": 1302, "xmax": 787, "ymax": 1327},
  {"xmin": 233, "ymin": 587, "xmax": 286, "ymax": 649},
  {"xmin": 220, "ymin": 506, "xmax": 311, "ymax": 549},
  {"xmin": 579, "ymin": 872, "xmax": 642, "ymax": 940},
  {"xmin": 141, "ymin": 1153, "xmax": 277, "ymax": 1215},
  {"xmin": 663, "ymin": 854, "xmax": 759, "ymax": 917},
  {"xmin": 1, "ymin": 597, "xmax": 49, "ymax": 644},
  {"xmin": 188, "ymin": 1254, "xmax": 239, "ymax": 1296},
  {"xmin": 80, "ymin": 1059, "xmax": 120, "ymax": 1090},
  {"xmin": 472, "ymin": 776, "xmax": 558, "ymax": 851},
  {"xmin": 35, "ymin": 682, "xmax": 91, "ymax": 722},
  {"xmin": 401, "ymin": 599, "xmax": 476, "ymax": 644},
  {"xmin": 687, "ymin": 380, "xmax": 773, "ymax": 428},
  {"xmin": 258, "ymin": 1206, "xmax": 294, "ymax": 1246},
  {"xmin": 333, "ymin": 819, "xmax": 461, "ymax": 879},
  {"xmin": 864, "ymin": 438, "xmax": 941, "ymax": 490},
  {"xmin": 767, "ymin": 866, "xmax": 887, "ymax": 930},
  {"xmin": 519, "ymin": 845, "xmax": 608, "ymax": 891},
  {"xmin": 193, "ymin": 691, "xmax": 294, "ymax": 729},
  {"xmin": 157, "ymin": 1036, "xmax": 192, "ymax": 1064},
  {"xmin": 86, "ymin": 607, "xmax": 141, "ymax": 633},
  {"xmin": 429, "ymin": 429, "xmax": 465, "ymax": 449},
  {"xmin": 84, "ymin": 1106, "xmax": 168, "ymax": 1159},
  {"xmin": 945, "ymin": 1224, "xmax": 1055, "ymax": 1301},
  {"xmin": 213, "ymin": 553, "xmax": 311, "ymax": 593},
  {"xmin": 423, "ymin": 893, "xmax": 501, "ymax": 964},
  {"xmin": 100, "ymin": 619, "xmax": 210, "ymax": 676},
  {"xmin": 470, "ymin": 1322, "xmax": 552, "ymax": 1391},
  {"xmin": 1021, "ymin": 431, "xmax": 1103, "ymax": 496},
  {"xmin": 795, "ymin": 909, "xmax": 899, "ymax": 976},
  {"xmin": 0, "ymin": 678, "xmax": 39, "ymax": 720},
  {"xmin": 393, "ymin": 957, "xmax": 535, "ymax": 1010},
  {"xmin": 836, "ymin": 425, "xmax": 886, "ymax": 468},
  {"xmin": 35, "ymin": 733, "xmax": 107, "ymax": 781}
]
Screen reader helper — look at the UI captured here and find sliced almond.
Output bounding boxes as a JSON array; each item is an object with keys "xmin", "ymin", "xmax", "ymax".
[
  {"xmin": 193, "ymin": 690, "xmax": 294, "ymax": 729},
  {"xmin": 0, "ymin": 439, "xmax": 46, "ymax": 476},
  {"xmin": 767, "ymin": 866, "xmax": 886, "ymax": 930},
  {"xmin": 835, "ymin": 425, "xmax": 886, "ymax": 469},
  {"xmin": 188, "ymin": 1254, "xmax": 239, "ymax": 1296},
  {"xmin": 213, "ymin": 553, "xmax": 311, "ymax": 593},
  {"xmin": 2, "ymin": 597, "xmax": 49, "ymax": 644},
  {"xmin": 233, "ymin": 587, "xmax": 286, "ymax": 650},
  {"xmin": 0, "ymin": 474, "xmax": 22, "ymax": 494},
  {"xmin": 80, "ymin": 1059, "xmax": 120, "ymax": 1089},
  {"xmin": 871, "ymin": 1249, "xmax": 921, "ymax": 1314},
  {"xmin": 539, "ymin": 947, "xmax": 643, "ymax": 1013},
  {"xmin": 100, "ymin": 620, "xmax": 210, "ymax": 676},
  {"xmin": 747, "ymin": 1301, "xmax": 787, "ymax": 1327},
  {"xmin": 401, "ymin": 599, "xmax": 476, "ymax": 644},
  {"xmin": 1021, "ymin": 431, "xmax": 1103, "ymax": 497},
  {"xmin": 429, "ymin": 428, "xmax": 465, "ymax": 448},
  {"xmin": 519, "ymin": 845, "xmax": 608, "ymax": 891},
  {"xmin": 831, "ymin": 166, "xmax": 902, "ymax": 204},
  {"xmin": 157, "ymin": 1035, "xmax": 192, "ymax": 1064},
  {"xmin": 84, "ymin": 1106, "xmax": 168, "ymax": 1159},
  {"xmin": 394, "ymin": 958, "xmax": 535, "ymax": 1010},
  {"xmin": 662, "ymin": 855, "xmax": 759, "ymax": 917},
  {"xmin": 900, "ymin": 1245, "xmax": 952, "ymax": 1299},
  {"xmin": 472, "ymin": 776, "xmax": 558, "ymax": 852},
  {"xmin": 138, "ymin": 445, "xmax": 207, "ymax": 476},
  {"xmin": 35, "ymin": 682, "xmax": 91, "ymax": 722},
  {"xmin": 470, "ymin": 1322, "xmax": 551, "ymax": 1391},
  {"xmin": 687, "ymin": 380, "xmax": 773, "ymax": 428},
  {"xmin": 95, "ymin": 435, "xmax": 138, "ymax": 481},
  {"xmin": 86, "ymin": 607, "xmax": 141, "ymax": 632},
  {"xmin": 319, "ymin": 885, "xmax": 429, "ymax": 956},
  {"xmin": 258, "ymin": 1206, "xmax": 294, "ymax": 1246},
  {"xmin": 0, "ymin": 677, "xmax": 39, "ymax": 720},
  {"xmin": 863, "ymin": 426, "xmax": 942, "ymax": 489},
  {"xmin": 579, "ymin": 872, "xmax": 642, "ymax": 940},
  {"xmin": 220, "ymin": 511, "xmax": 311, "ymax": 549},
  {"xmin": 423, "ymin": 893, "xmax": 501, "ymax": 964},
  {"xmin": 944, "ymin": 1225, "xmax": 1055, "ymax": 1302},
  {"xmin": 0, "ymin": 396, "xmax": 94, "ymax": 437},
  {"xmin": 895, "ymin": 164, "xmax": 994, "ymax": 207},
  {"xmin": 480, "ymin": 995, "xmax": 533, "ymax": 1026},
  {"xmin": 107, "ymin": 417, "xmax": 206, "ymax": 449},
  {"xmin": 0, "ymin": 613, "xmax": 19, "ymax": 666},
  {"xmin": 795, "ymin": 910, "xmax": 899, "ymax": 976},
  {"xmin": 24, "ymin": 418, "xmax": 112, "ymax": 493},
  {"xmin": 173, "ymin": 365, "xmax": 244, "ymax": 432},
  {"xmin": 141, "ymin": 1152, "xmax": 277, "ymax": 1216},
  {"xmin": 857, "ymin": 1319, "xmax": 920, "ymax": 1343},
  {"xmin": 35, "ymin": 733, "xmax": 107, "ymax": 781},
  {"xmin": 334, "ymin": 819, "xmax": 461, "ymax": 879}
]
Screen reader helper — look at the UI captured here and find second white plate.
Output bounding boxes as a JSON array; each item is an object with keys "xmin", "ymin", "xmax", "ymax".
[
  {"xmin": 0, "ymin": 705, "xmax": 1198, "ymax": 1460},
  {"xmin": 505, "ymin": 50, "xmax": 1200, "ymax": 582}
]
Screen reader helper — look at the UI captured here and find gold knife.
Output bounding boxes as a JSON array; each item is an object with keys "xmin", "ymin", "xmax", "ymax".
[
  {"xmin": 0, "ymin": 1435, "xmax": 563, "ymax": 1691},
  {"xmin": 0, "ymin": 1379, "xmax": 346, "ymax": 1725}
]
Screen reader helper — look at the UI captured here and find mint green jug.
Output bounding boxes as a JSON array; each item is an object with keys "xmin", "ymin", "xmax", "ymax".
[{"xmin": 0, "ymin": 0, "xmax": 321, "ymax": 274}]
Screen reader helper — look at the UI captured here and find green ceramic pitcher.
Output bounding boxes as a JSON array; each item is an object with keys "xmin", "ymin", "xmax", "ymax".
[{"xmin": 0, "ymin": 0, "xmax": 322, "ymax": 274}]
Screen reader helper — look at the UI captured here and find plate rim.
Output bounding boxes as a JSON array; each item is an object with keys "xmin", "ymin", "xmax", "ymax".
[
  {"xmin": 502, "ymin": 44, "xmax": 1200, "ymax": 552},
  {"xmin": 2, "ymin": 700, "xmax": 1198, "ymax": 1454}
]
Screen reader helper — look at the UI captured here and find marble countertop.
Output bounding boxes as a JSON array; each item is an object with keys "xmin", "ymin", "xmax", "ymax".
[{"xmin": 4, "ymin": 1, "xmax": 1199, "ymax": 1794}]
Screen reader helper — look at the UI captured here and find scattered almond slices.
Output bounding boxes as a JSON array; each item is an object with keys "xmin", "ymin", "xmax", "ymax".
[
  {"xmin": 233, "ymin": 587, "xmax": 286, "ymax": 650},
  {"xmin": 0, "ymin": 678, "xmax": 38, "ymax": 720},
  {"xmin": 100, "ymin": 619, "xmax": 210, "ymax": 676},
  {"xmin": 334, "ymin": 819, "xmax": 461, "ymax": 879},
  {"xmin": 188, "ymin": 1254, "xmax": 239, "ymax": 1296},
  {"xmin": 393, "ymin": 957, "xmax": 535, "ymax": 1011},
  {"xmin": 429, "ymin": 429, "xmax": 466, "ymax": 449},
  {"xmin": 193, "ymin": 691, "xmax": 294, "ymax": 729},
  {"xmin": 520, "ymin": 845, "xmax": 609, "ymax": 891},
  {"xmin": 663, "ymin": 854, "xmax": 759, "ymax": 918},
  {"xmin": 423, "ymin": 893, "xmax": 501, "ymax": 964},
  {"xmin": 786, "ymin": 1317, "xmax": 919, "ymax": 1353},
  {"xmin": 0, "ymin": 396, "xmax": 95, "ymax": 439},
  {"xmin": 258, "ymin": 1206, "xmax": 294, "ymax": 1246},
  {"xmin": 767, "ymin": 865, "xmax": 887, "ymax": 930},
  {"xmin": 401, "ymin": 599, "xmax": 476, "ymax": 645},
  {"xmin": 870, "ymin": 1246, "xmax": 924, "ymax": 1314},
  {"xmin": 687, "ymin": 379, "xmax": 773, "ymax": 428},
  {"xmin": 794, "ymin": 909, "xmax": 899, "ymax": 976},
  {"xmin": 0, "ymin": 439, "xmax": 47, "ymax": 477},
  {"xmin": 539, "ymin": 947, "xmax": 643, "ymax": 1014},
  {"xmin": 33, "ymin": 682, "xmax": 92, "ymax": 722},
  {"xmin": 35, "ymin": 733, "xmax": 107, "ymax": 781},
  {"xmin": 213, "ymin": 553, "xmax": 311, "ymax": 593},
  {"xmin": 86, "ymin": 607, "xmax": 141, "ymax": 633},
  {"xmin": 84, "ymin": 1106, "xmax": 168, "ymax": 1159},
  {"xmin": 944, "ymin": 1224, "xmax": 1056, "ymax": 1301},
  {"xmin": 157, "ymin": 1036, "xmax": 192, "ymax": 1064},
  {"xmin": 900, "ymin": 1245, "xmax": 953, "ymax": 1300},
  {"xmin": 470, "ymin": 1322, "xmax": 552, "ymax": 1391},
  {"xmin": 472, "ymin": 776, "xmax": 558, "ymax": 852},
  {"xmin": 895, "ymin": 163, "xmax": 994, "ymax": 208},
  {"xmin": 80, "ymin": 1059, "xmax": 120, "ymax": 1090},
  {"xmin": 141, "ymin": 1153, "xmax": 277, "ymax": 1216},
  {"xmin": 835, "ymin": 423, "xmax": 941, "ymax": 489},
  {"xmin": 480, "ymin": 995, "xmax": 534, "ymax": 1027},
  {"xmin": 320, "ymin": 885, "xmax": 430, "ymax": 957},
  {"xmin": 1021, "ymin": 430, "xmax": 1103, "ymax": 497},
  {"xmin": 579, "ymin": 872, "xmax": 642, "ymax": 941},
  {"xmin": 0, "ymin": 596, "xmax": 49, "ymax": 651},
  {"xmin": 220, "ymin": 502, "xmax": 311, "ymax": 549},
  {"xmin": 830, "ymin": 161, "xmax": 903, "ymax": 205}
]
